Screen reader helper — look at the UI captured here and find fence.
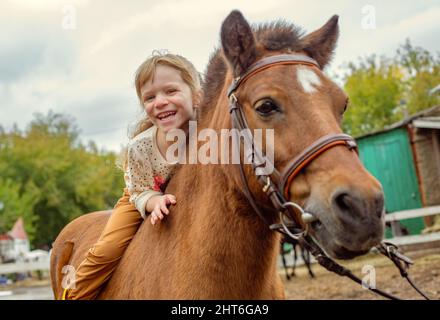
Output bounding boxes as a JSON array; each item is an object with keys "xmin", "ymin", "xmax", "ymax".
[
  {"xmin": 385, "ymin": 205, "xmax": 440, "ymax": 248},
  {"xmin": 0, "ymin": 259, "xmax": 50, "ymax": 275}
]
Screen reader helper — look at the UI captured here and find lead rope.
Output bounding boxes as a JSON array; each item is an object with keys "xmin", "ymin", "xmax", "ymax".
[
  {"xmin": 271, "ymin": 217, "xmax": 430, "ymax": 300},
  {"xmin": 376, "ymin": 242, "xmax": 430, "ymax": 300},
  {"xmin": 297, "ymin": 234, "xmax": 401, "ymax": 300}
]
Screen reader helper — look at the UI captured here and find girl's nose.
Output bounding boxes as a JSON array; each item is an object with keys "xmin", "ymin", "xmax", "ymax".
[{"xmin": 154, "ymin": 94, "xmax": 168, "ymax": 108}]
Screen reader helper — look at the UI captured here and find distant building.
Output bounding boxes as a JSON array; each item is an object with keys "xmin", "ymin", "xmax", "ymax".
[
  {"xmin": 0, "ymin": 217, "xmax": 30, "ymax": 263},
  {"xmin": 356, "ymin": 105, "xmax": 440, "ymax": 235}
]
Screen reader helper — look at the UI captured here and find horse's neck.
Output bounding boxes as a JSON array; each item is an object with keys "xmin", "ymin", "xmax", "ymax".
[
  {"xmin": 173, "ymin": 161, "xmax": 280, "ymax": 286},
  {"xmin": 186, "ymin": 79, "xmax": 279, "ymax": 264},
  {"xmin": 170, "ymin": 74, "xmax": 280, "ymax": 293}
]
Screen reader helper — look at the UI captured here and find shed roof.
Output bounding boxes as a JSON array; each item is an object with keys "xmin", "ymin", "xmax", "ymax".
[{"xmin": 356, "ymin": 105, "xmax": 440, "ymax": 139}]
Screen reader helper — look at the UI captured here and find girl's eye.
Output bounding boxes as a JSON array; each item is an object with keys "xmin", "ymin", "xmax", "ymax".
[
  {"xmin": 167, "ymin": 89, "xmax": 178, "ymax": 94},
  {"xmin": 145, "ymin": 96, "xmax": 155, "ymax": 103},
  {"xmin": 255, "ymin": 99, "xmax": 280, "ymax": 117}
]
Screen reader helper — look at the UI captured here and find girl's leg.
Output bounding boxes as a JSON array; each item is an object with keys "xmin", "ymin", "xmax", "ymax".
[{"xmin": 66, "ymin": 189, "xmax": 143, "ymax": 300}]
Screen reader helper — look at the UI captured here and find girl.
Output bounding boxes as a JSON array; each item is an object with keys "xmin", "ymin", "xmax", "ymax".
[{"xmin": 62, "ymin": 52, "xmax": 202, "ymax": 300}]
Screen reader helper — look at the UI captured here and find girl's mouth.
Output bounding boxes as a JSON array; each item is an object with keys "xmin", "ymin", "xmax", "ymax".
[{"xmin": 156, "ymin": 111, "xmax": 177, "ymax": 121}]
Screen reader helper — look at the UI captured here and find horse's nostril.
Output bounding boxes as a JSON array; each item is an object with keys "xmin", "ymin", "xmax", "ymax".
[
  {"xmin": 332, "ymin": 190, "xmax": 385, "ymax": 222},
  {"xmin": 335, "ymin": 193, "xmax": 351, "ymax": 212},
  {"xmin": 332, "ymin": 191, "xmax": 365, "ymax": 220}
]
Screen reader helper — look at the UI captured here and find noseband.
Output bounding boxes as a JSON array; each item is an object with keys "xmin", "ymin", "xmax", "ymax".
[{"xmin": 227, "ymin": 53, "xmax": 429, "ymax": 300}]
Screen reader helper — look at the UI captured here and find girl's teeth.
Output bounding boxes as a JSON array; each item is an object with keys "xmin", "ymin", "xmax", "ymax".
[{"xmin": 158, "ymin": 112, "xmax": 176, "ymax": 119}]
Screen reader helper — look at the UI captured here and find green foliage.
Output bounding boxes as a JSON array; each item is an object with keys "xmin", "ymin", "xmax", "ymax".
[
  {"xmin": 342, "ymin": 39, "xmax": 440, "ymax": 136},
  {"xmin": 0, "ymin": 111, "xmax": 125, "ymax": 248},
  {"xmin": 0, "ymin": 179, "xmax": 39, "ymax": 240},
  {"xmin": 342, "ymin": 56, "xmax": 403, "ymax": 136},
  {"xmin": 397, "ymin": 39, "xmax": 440, "ymax": 114}
]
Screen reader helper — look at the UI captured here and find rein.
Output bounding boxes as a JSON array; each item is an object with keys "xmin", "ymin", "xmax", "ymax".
[{"xmin": 227, "ymin": 53, "xmax": 430, "ymax": 300}]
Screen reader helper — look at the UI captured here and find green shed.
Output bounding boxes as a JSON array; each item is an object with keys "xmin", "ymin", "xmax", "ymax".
[{"xmin": 356, "ymin": 106, "xmax": 440, "ymax": 236}]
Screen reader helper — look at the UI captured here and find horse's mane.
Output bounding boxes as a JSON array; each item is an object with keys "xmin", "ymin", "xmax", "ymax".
[
  {"xmin": 172, "ymin": 21, "xmax": 305, "ymax": 186},
  {"xmin": 201, "ymin": 20, "xmax": 305, "ymax": 119}
]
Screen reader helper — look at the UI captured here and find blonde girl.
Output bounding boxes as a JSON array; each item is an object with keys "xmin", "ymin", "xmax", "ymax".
[{"xmin": 63, "ymin": 52, "xmax": 201, "ymax": 300}]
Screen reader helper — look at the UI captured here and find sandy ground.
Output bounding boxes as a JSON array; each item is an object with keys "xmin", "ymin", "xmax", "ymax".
[
  {"xmin": 281, "ymin": 249, "xmax": 440, "ymax": 300},
  {"xmin": 1, "ymin": 249, "xmax": 439, "ymax": 300},
  {"xmin": 0, "ymin": 279, "xmax": 53, "ymax": 300}
]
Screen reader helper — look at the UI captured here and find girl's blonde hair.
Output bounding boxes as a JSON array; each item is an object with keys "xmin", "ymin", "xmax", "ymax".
[{"xmin": 130, "ymin": 51, "xmax": 202, "ymax": 140}]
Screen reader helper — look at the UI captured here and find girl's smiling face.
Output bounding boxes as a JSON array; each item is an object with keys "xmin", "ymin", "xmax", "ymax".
[{"xmin": 141, "ymin": 64, "xmax": 195, "ymax": 133}]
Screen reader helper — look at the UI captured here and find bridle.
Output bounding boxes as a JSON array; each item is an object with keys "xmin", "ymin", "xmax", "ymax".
[{"xmin": 227, "ymin": 53, "xmax": 430, "ymax": 300}]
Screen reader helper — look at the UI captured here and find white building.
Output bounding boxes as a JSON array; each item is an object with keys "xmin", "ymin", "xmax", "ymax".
[{"xmin": 0, "ymin": 217, "xmax": 30, "ymax": 263}]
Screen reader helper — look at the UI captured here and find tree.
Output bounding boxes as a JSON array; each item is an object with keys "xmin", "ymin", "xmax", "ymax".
[
  {"xmin": 0, "ymin": 111, "xmax": 125, "ymax": 247},
  {"xmin": 397, "ymin": 39, "xmax": 440, "ymax": 114},
  {"xmin": 0, "ymin": 179, "xmax": 39, "ymax": 240},
  {"xmin": 342, "ymin": 40, "xmax": 440, "ymax": 136},
  {"xmin": 342, "ymin": 56, "xmax": 403, "ymax": 136}
]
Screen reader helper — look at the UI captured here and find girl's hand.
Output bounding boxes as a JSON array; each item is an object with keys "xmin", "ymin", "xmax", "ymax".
[{"xmin": 148, "ymin": 194, "xmax": 177, "ymax": 225}]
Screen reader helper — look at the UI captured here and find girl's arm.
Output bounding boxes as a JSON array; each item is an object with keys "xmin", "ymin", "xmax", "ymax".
[{"xmin": 125, "ymin": 141, "xmax": 163, "ymax": 219}]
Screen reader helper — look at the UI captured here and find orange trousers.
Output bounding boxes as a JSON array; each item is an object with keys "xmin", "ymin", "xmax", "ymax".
[{"xmin": 66, "ymin": 188, "xmax": 144, "ymax": 300}]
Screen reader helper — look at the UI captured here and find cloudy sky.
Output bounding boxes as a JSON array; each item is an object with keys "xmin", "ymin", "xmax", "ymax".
[{"xmin": 1, "ymin": 0, "xmax": 439, "ymax": 152}]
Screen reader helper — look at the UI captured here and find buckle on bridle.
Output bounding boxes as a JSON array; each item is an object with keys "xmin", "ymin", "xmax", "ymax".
[
  {"xmin": 229, "ymin": 93, "xmax": 238, "ymax": 104},
  {"xmin": 262, "ymin": 176, "xmax": 271, "ymax": 193}
]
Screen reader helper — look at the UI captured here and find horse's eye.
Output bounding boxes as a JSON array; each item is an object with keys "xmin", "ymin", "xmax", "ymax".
[{"xmin": 255, "ymin": 99, "xmax": 279, "ymax": 117}]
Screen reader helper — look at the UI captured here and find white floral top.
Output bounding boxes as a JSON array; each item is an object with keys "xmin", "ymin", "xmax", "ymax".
[{"xmin": 125, "ymin": 125, "xmax": 175, "ymax": 219}]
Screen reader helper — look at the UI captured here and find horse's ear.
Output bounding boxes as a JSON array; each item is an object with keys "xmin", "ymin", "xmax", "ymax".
[
  {"xmin": 301, "ymin": 15, "xmax": 339, "ymax": 69},
  {"xmin": 221, "ymin": 10, "xmax": 257, "ymax": 76}
]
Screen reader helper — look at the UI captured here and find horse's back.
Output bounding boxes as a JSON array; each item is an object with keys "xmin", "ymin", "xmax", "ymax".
[{"xmin": 50, "ymin": 210, "xmax": 111, "ymax": 299}]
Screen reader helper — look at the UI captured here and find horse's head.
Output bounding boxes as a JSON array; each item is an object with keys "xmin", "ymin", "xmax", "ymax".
[{"xmin": 217, "ymin": 11, "xmax": 385, "ymax": 259}]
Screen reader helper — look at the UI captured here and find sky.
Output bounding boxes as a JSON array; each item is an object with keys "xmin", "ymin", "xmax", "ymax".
[{"xmin": 1, "ymin": 0, "xmax": 439, "ymax": 152}]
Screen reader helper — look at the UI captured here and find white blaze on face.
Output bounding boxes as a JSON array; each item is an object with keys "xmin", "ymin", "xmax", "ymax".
[{"xmin": 296, "ymin": 66, "xmax": 321, "ymax": 93}]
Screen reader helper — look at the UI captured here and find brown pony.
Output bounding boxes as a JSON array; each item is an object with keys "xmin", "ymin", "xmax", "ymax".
[{"xmin": 50, "ymin": 10, "xmax": 385, "ymax": 299}]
